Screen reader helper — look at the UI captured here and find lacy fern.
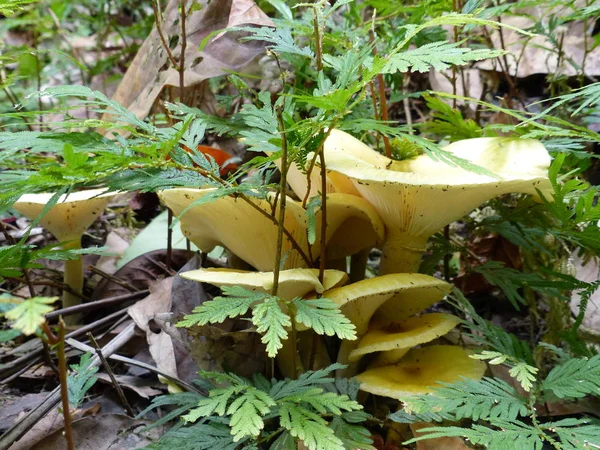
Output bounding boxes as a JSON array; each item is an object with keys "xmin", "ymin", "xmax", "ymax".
[{"xmin": 178, "ymin": 365, "xmax": 368, "ymax": 450}]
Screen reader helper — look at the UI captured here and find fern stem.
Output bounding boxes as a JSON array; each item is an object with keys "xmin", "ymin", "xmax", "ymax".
[{"xmin": 272, "ymin": 106, "xmax": 289, "ymax": 297}]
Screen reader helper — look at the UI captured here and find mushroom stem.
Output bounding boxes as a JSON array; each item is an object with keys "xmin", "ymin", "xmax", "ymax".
[
  {"xmin": 336, "ymin": 340, "xmax": 359, "ymax": 377},
  {"xmin": 349, "ymin": 248, "xmax": 370, "ymax": 283},
  {"xmin": 62, "ymin": 240, "xmax": 83, "ymax": 324},
  {"xmin": 379, "ymin": 233, "xmax": 428, "ymax": 274}
]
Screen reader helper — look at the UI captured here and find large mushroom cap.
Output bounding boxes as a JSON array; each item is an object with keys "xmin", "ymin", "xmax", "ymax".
[
  {"xmin": 320, "ymin": 131, "xmax": 552, "ymax": 273},
  {"xmin": 158, "ymin": 188, "xmax": 384, "ymax": 271},
  {"xmin": 348, "ymin": 313, "xmax": 461, "ymax": 361},
  {"xmin": 356, "ymin": 345, "xmax": 486, "ymax": 399},
  {"xmin": 180, "ymin": 268, "xmax": 348, "ymax": 301},
  {"xmin": 12, "ymin": 188, "xmax": 115, "ymax": 241}
]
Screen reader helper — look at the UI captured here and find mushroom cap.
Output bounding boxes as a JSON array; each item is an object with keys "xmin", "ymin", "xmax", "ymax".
[
  {"xmin": 12, "ymin": 188, "xmax": 115, "ymax": 241},
  {"xmin": 180, "ymin": 268, "xmax": 348, "ymax": 301},
  {"xmin": 348, "ymin": 313, "xmax": 461, "ymax": 361},
  {"xmin": 322, "ymin": 132, "xmax": 552, "ymax": 239},
  {"xmin": 356, "ymin": 345, "xmax": 486, "ymax": 399},
  {"xmin": 158, "ymin": 188, "xmax": 384, "ymax": 271},
  {"xmin": 324, "ymin": 273, "xmax": 451, "ymax": 336},
  {"xmin": 278, "ymin": 159, "xmax": 336, "ymax": 200}
]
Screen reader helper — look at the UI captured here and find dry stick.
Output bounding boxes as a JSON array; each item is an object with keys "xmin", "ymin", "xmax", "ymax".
[
  {"xmin": 0, "ymin": 220, "xmax": 36, "ymax": 297},
  {"xmin": 45, "ymin": 290, "xmax": 149, "ymax": 321},
  {"xmin": 66, "ymin": 338, "xmax": 203, "ymax": 394},
  {"xmin": 0, "ymin": 323, "xmax": 137, "ymax": 450},
  {"xmin": 88, "ymin": 266, "xmax": 141, "ymax": 292},
  {"xmin": 0, "ymin": 309, "xmax": 128, "ymax": 380},
  {"xmin": 41, "ymin": 318, "xmax": 74, "ymax": 450},
  {"xmin": 87, "ymin": 332, "xmax": 135, "ymax": 417},
  {"xmin": 151, "ymin": 0, "xmax": 179, "ymax": 68}
]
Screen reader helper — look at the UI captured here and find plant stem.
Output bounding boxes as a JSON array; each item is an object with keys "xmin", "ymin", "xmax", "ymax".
[
  {"xmin": 151, "ymin": 0, "xmax": 179, "ymax": 68},
  {"xmin": 272, "ymin": 106, "xmax": 289, "ymax": 296},
  {"xmin": 368, "ymin": 25, "xmax": 391, "ymax": 158},
  {"xmin": 87, "ymin": 333, "xmax": 135, "ymax": 416},
  {"xmin": 42, "ymin": 318, "xmax": 75, "ymax": 450},
  {"xmin": 62, "ymin": 240, "xmax": 83, "ymax": 324}
]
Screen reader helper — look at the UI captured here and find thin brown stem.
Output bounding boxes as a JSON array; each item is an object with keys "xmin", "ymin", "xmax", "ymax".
[
  {"xmin": 88, "ymin": 266, "xmax": 140, "ymax": 292},
  {"xmin": 46, "ymin": 290, "xmax": 149, "ymax": 321},
  {"xmin": 179, "ymin": 0, "xmax": 187, "ymax": 95},
  {"xmin": 272, "ymin": 107, "xmax": 289, "ymax": 296},
  {"xmin": 42, "ymin": 319, "xmax": 74, "ymax": 450},
  {"xmin": 87, "ymin": 333, "xmax": 135, "ymax": 416},
  {"xmin": 151, "ymin": 0, "xmax": 179, "ymax": 68},
  {"xmin": 318, "ymin": 147, "xmax": 327, "ymax": 284}
]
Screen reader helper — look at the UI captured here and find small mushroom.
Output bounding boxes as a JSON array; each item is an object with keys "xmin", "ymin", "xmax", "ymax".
[
  {"xmin": 158, "ymin": 188, "xmax": 384, "ymax": 272},
  {"xmin": 320, "ymin": 131, "xmax": 552, "ymax": 273},
  {"xmin": 321, "ymin": 273, "xmax": 452, "ymax": 372},
  {"xmin": 356, "ymin": 345, "xmax": 486, "ymax": 399},
  {"xmin": 12, "ymin": 189, "xmax": 115, "ymax": 316},
  {"xmin": 347, "ymin": 313, "xmax": 461, "ymax": 362}
]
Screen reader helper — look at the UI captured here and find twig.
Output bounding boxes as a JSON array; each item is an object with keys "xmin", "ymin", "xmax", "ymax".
[
  {"xmin": 66, "ymin": 338, "xmax": 203, "ymax": 394},
  {"xmin": 402, "ymin": 72, "xmax": 413, "ymax": 134},
  {"xmin": 41, "ymin": 318, "xmax": 74, "ymax": 450},
  {"xmin": 45, "ymin": 290, "xmax": 149, "ymax": 321},
  {"xmin": 1, "ymin": 309, "xmax": 128, "ymax": 380},
  {"xmin": 0, "ymin": 324, "xmax": 137, "ymax": 450},
  {"xmin": 87, "ymin": 333, "xmax": 135, "ymax": 416},
  {"xmin": 88, "ymin": 266, "xmax": 140, "ymax": 292},
  {"xmin": 151, "ymin": 0, "xmax": 179, "ymax": 68},
  {"xmin": 179, "ymin": 0, "xmax": 187, "ymax": 95}
]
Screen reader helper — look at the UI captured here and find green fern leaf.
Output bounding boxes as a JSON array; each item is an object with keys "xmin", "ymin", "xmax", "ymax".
[
  {"xmin": 228, "ymin": 388, "xmax": 275, "ymax": 441},
  {"xmin": 542, "ymin": 355, "xmax": 600, "ymax": 400},
  {"xmin": 252, "ymin": 297, "xmax": 291, "ymax": 357},
  {"xmin": 279, "ymin": 403, "xmax": 344, "ymax": 450},
  {"xmin": 293, "ymin": 297, "xmax": 356, "ymax": 340},
  {"xmin": 383, "ymin": 41, "xmax": 504, "ymax": 74},
  {"xmin": 177, "ymin": 286, "xmax": 268, "ymax": 328}
]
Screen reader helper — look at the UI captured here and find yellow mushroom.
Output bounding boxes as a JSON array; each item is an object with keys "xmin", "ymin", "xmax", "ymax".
[
  {"xmin": 321, "ymin": 273, "xmax": 452, "ymax": 373},
  {"xmin": 319, "ymin": 131, "xmax": 552, "ymax": 273},
  {"xmin": 12, "ymin": 189, "xmax": 115, "ymax": 315},
  {"xmin": 356, "ymin": 345, "xmax": 486, "ymax": 399},
  {"xmin": 158, "ymin": 188, "xmax": 384, "ymax": 272}
]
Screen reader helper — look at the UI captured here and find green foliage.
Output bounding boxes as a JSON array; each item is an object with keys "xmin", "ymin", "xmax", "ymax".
[
  {"xmin": 293, "ymin": 297, "xmax": 356, "ymax": 340},
  {"xmin": 3, "ymin": 296, "xmax": 57, "ymax": 335},
  {"xmin": 541, "ymin": 355, "xmax": 600, "ymax": 400},
  {"xmin": 180, "ymin": 365, "xmax": 368, "ymax": 450},
  {"xmin": 383, "ymin": 41, "xmax": 505, "ymax": 74},
  {"xmin": 179, "ymin": 286, "xmax": 356, "ymax": 358},
  {"xmin": 67, "ymin": 352, "xmax": 99, "ymax": 409}
]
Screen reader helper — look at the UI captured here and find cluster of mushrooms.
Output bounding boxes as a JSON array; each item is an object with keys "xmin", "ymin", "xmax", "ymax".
[
  {"xmin": 12, "ymin": 130, "xmax": 552, "ymax": 399},
  {"xmin": 161, "ymin": 130, "xmax": 552, "ymax": 398}
]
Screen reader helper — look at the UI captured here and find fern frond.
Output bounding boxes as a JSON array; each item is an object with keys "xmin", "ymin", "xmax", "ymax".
[
  {"xmin": 542, "ymin": 355, "xmax": 600, "ymax": 400},
  {"xmin": 383, "ymin": 41, "xmax": 504, "ymax": 74},
  {"xmin": 252, "ymin": 297, "xmax": 291, "ymax": 357},
  {"xmin": 394, "ymin": 377, "xmax": 529, "ymax": 423},
  {"xmin": 293, "ymin": 297, "xmax": 356, "ymax": 340},
  {"xmin": 177, "ymin": 286, "xmax": 269, "ymax": 328}
]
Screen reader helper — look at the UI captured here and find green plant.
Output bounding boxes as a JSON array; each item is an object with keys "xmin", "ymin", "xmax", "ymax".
[{"xmin": 2, "ymin": 0, "xmax": 600, "ymax": 449}]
